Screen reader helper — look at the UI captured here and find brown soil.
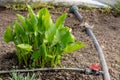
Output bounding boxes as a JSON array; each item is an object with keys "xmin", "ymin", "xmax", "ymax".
[{"xmin": 0, "ymin": 7, "xmax": 120, "ymax": 80}]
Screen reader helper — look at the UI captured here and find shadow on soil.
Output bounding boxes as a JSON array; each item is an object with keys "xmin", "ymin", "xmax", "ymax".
[{"xmin": 0, "ymin": 52, "xmax": 18, "ymax": 70}]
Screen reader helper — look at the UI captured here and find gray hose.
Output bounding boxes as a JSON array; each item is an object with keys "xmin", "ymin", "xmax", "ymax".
[
  {"xmin": 0, "ymin": 68, "xmax": 103, "ymax": 75},
  {"xmin": 86, "ymin": 28, "xmax": 110, "ymax": 80},
  {"xmin": 70, "ymin": 5, "xmax": 110, "ymax": 80},
  {"xmin": 0, "ymin": 68, "xmax": 84, "ymax": 74}
]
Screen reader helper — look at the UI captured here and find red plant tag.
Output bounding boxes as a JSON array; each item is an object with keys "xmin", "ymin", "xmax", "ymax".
[{"xmin": 91, "ymin": 64, "xmax": 101, "ymax": 71}]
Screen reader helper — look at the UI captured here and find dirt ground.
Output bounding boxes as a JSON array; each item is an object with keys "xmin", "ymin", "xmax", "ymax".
[{"xmin": 0, "ymin": 6, "xmax": 120, "ymax": 80}]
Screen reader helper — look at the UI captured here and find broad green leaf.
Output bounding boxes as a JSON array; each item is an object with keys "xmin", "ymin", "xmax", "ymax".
[
  {"xmin": 31, "ymin": 49, "xmax": 41, "ymax": 60},
  {"xmin": 52, "ymin": 27, "xmax": 75, "ymax": 47},
  {"xmin": 38, "ymin": 8, "xmax": 53, "ymax": 43},
  {"xmin": 13, "ymin": 21, "xmax": 30, "ymax": 44},
  {"xmin": 27, "ymin": 5, "xmax": 38, "ymax": 32},
  {"xmin": 43, "ymin": 9, "xmax": 53, "ymax": 31},
  {"xmin": 4, "ymin": 26, "xmax": 13, "ymax": 43},
  {"xmin": 59, "ymin": 27, "xmax": 75, "ymax": 43},
  {"xmin": 37, "ymin": 8, "xmax": 52, "ymax": 33},
  {"xmin": 64, "ymin": 42, "xmax": 86, "ymax": 53},
  {"xmin": 59, "ymin": 27, "xmax": 75, "ymax": 48},
  {"xmin": 38, "ymin": 8, "xmax": 48, "ymax": 20},
  {"xmin": 55, "ymin": 13, "xmax": 67, "ymax": 28},
  {"xmin": 29, "ymin": 13, "xmax": 38, "ymax": 31},
  {"xmin": 17, "ymin": 14, "xmax": 27, "ymax": 28},
  {"xmin": 13, "ymin": 21, "xmax": 24, "ymax": 35},
  {"xmin": 37, "ymin": 8, "xmax": 46, "ymax": 34},
  {"xmin": 17, "ymin": 44, "xmax": 32, "ymax": 52},
  {"xmin": 27, "ymin": 5, "xmax": 35, "ymax": 19},
  {"xmin": 44, "ymin": 24, "xmax": 56, "ymax": 43},
  {"xmin": 25, "ymin": 17, "xmax": 34, "ymax": 32}
]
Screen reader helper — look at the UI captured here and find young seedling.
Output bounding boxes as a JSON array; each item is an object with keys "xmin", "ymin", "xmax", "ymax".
[{"xmin": 9, "ymin": 73, "xmax": 38, "ymax": 80}]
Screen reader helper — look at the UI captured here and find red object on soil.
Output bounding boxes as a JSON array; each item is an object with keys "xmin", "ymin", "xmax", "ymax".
[{"xmin": 91, "ymin": 64, "xmax": 101, "ymax": 71}]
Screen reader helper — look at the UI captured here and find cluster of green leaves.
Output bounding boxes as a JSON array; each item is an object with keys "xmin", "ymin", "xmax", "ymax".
[
  {"xmin": 10, "ymin": 73, "xmax": 38, "ymax": 80},
  {"xmin": 6, "ymin": 3, "xmax": 54, "ymax": 11},
  {"xmin": 99, "ymin": 7, "xmax": 111, "ymax": 14},
  {"xmin": 12, "ymin": 4, "xmax": 27, "ymax": 10},
  {"xmin": 113, "ymin": 1, "xmax": 120, "ymax": 13},
  {"xmin": 4, "ymin": 5, "xmax": 85, "ymax": 68}
]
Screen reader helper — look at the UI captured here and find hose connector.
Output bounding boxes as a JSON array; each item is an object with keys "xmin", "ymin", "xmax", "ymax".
[
  {"xmin": 70, "ymin": 5, "xmax": 83, "ymax": 22},
  {"xmin": 70, "ymin": 5, "xmax": 78, "ymax": 13}
]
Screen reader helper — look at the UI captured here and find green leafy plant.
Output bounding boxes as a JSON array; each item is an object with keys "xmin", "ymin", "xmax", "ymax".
[
  {"xmin": 4, "ymin": 5, "xmax": 86, "ymax": 68},
  {"xmin": 10, "ymin": 73, "xmax": 38, "ymax": 80}
]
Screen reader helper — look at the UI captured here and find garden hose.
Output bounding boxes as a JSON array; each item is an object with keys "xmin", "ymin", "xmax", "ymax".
[
  {"xmin": 70, "ymin": 5, "xmax": 110, "ymax": 80},
  {"xmin": 0, "ymin": 68, "xmax": 103, "ymax": 76}
]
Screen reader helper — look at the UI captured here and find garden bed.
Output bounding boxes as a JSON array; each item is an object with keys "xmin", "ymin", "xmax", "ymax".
[{"xmin": 0, "ymin": 6, "xmax": 120, "ymax": 80}]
